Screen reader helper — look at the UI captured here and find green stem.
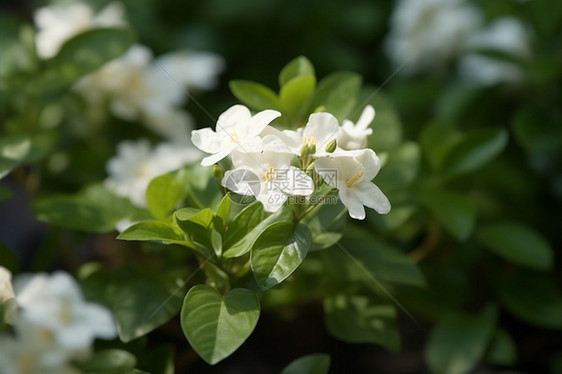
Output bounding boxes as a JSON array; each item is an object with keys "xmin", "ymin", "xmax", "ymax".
[{"xmin": 294, "ymin": 188, "xmax": 337, "ymax": 222}]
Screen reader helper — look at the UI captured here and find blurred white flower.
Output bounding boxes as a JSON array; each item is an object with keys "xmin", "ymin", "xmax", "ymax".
[
  {"xmin": 0, "ymin": 266, "xmax": 16, "ymax": 324},
  {"xmin": 105, "ymin": 139, "xmax": 201, "ymax": 207},
  {"xmin": 15, "ymin": 272, "xmax": 116, "ymax": 351},
  {"xmin": 156, "ymin": 50, "xmax": 226, "ymax": 91},
  {"xmin": 459, "ymin": 17, "xmax": 532, "ymax": 85},
  {"xmin": 191, "ymin": 105, "xmax": 281, "ymax": 166},
  {"xmin": 315, "ymin": 149, "xmax": 390, "ymax": 220},
  {"xmin": 385, "ymin": 0, "xmax": 481, "ymax": 75},
  {"xmin": 224, "ymin": 149, "xmax": 313, "ymax": 212},
  {"xmin": 337, "ymin": 105, "xmax": 375, "ymax": 150},
  {"xmin": 34, "ymin": 2, "xmax": 126, "ymax": 59},
  {"xmin": 0, "ymin": 335, "xmax": 79, "ymax": 374}
]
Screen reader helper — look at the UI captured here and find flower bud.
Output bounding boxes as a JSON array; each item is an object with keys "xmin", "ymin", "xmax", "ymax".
[
  {"xmin": 325, "ymin": 139, "xmax": 337, "ymax": 153},
  {"xmin": 212, "ymin": 163, "xmax": 224, "ymax": 184}
]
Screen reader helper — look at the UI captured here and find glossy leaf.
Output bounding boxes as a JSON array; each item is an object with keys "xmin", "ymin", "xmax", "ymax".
[
  {"xmin": 280, "ymin": 353, "xmax": 331, "ymax": 374},
  {"xmin": 484, "ymin": 328, "xmax": 516, "ymax": 366},
  {"xmin": 279, "ymin": 75, "xmax": 316, "ymax": 115},
  {"xmin": 146, "ymin": 174, "xmax": 186, "ymax": 220},
  {"xmin": 443, "ymin": 128, "xmax": 508, "ymax": 177},
  {"xmin": 279, "ymin": 56, "xmax": 315, "ymax": 87},
  {"xmin": 251, "ymin": 222, "xmax": 311, "ymax": 290},
  {"xmin": 425, "ymin": 306, "xmax": 497, "ymax": 374},
  {"xmin": 477, "ymin": 222, "xmax": 553, "ymax": 271},
  {"xmin": 181, "ymin": 285, "xmax": 260, "ymax": 365},
  {"xmin": 75, "ymin": 349, "xmax": 137, "ymax": 374},
  {"xmin": 117, "ymin": 220, "xmax": 193, "ymax": 248},
  {"xmin": 223, "ymin": 202, "xmax": 290, "ymax": 258},
  {"xmin": 324, "ymin": 293, "xmax": 400, "ymax": 352},
  {"xmin": 229, "ymin": 80, "xmax": 279, "ymax": 111}
]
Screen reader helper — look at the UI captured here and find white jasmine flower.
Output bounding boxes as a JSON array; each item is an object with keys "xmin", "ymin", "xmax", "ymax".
[
  {"xmin": 337, "ymin": 105, "xmax": 375, "ymax": 150},
  {"xmin": 280, "ymin": 112, "xmax": 340, "ymax": 156},
  {"xmin": 0, "ymin": 266, "xmax": 16, "ymax": 324},
  {"xmin": 34, "ymin": 2, "xmax": 126, "ymax": 59},
  {"xmin": 191, "ymin": 105, "xmax": 281, "ymax": 166},
  {"xmin": 15, "ymin": 272, "xmax": 116, "ymax": 351},
  {"xmin": 315, "ymin": 149, "xmax": 390, "ymax": 220},
  {"xmin": 0, "ymin": 335, "xmax": 79, "ymax": 374},
  {"xmin": 459, "ymin": 17, "xmax": 531, "ymax": 85},
  {"xmin": 223, "ymin": 150, "xmax": 314, "ymax": 212},
  {"xmin": 385, "ymin": 0, "xmax": 481, "ymax": 74},
  {"xmin": 105, "ymin": 139, "xmax": 201, "ymax": 207}
]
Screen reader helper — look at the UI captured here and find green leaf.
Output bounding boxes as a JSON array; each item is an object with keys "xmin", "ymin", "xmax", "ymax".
[
  {"xmin": 419, "ymin": 189, "xmax": 476, "ymax": 241},
  {"xmin": 113, "ymin": 274, "xmax": 184, "ymax": 342},
  {"xmin": 75, "ymin": 349, "xmax": 137, "ymax": 374},
  {"xmin": 33, "ymin": 184, "xmax": 137, "ymax": 233},
  {"xmin": 138, "ymin": 345, "xmax": 175, "ymax": 374},
  {"xmin": 477, "ymin": 222, "xmax": 553, "ymax": 271},
  {"xmin": 0, "ymin": 185, "xmax": 13, "ymax": 202},
  {"xmin": 251, "ymin": 222, "xmax": 311, "ymax": 290},
  {"xmin": 358, "ymin": 86, "xmax": 402, "ymax": 152},
  {"xmin": 175, "ymin": 208, "xmax": 214, "ymax": 248},
  {"xmin": 0, "ymin": 134, "xmax": 31, "ymax": 180},
  {"xmin": 33, "ymin": 28, "xmax": 135, "ymax": 95},
  {"xmin": 419, "ymin": 122, "xmax": 462, "ymax": 171},
  {"xmin": 484, "ymin": 328, "xmax": 516, "ymax": 366},
  {"xmin": 279, "ymin": 56, "xmax": 315, "ymax": 87},
  {"xmin": 117, "ymin": 220, "xmax": 193, "ymax": 248},
  {"xmin": 425, "ymin": 306, "xmax": 497, "ymax": 374},
  {"xmin": 176, "ymin": 164, "xmax": 221, "ymax": 209},
  {"xmin": 442, "ymin": 128, "xmax": 508, "ymax": 177},
  {"xmin": 181, "ymin": 285, "xmax": 260, "ymax": 365},
  {"xmin": 512, "ymin": 107, "xmax": 562, "ymax": 152},
  {"xmin": 302, "ymin": 195, "xmax": 346, "ymax": 250},
  {"xmin": 329, "ymin": 226, "xmax": 426, "ymax": 287},
  {"xmin": 215, "ymin": 193, "xmax": 232, "ymax": 231},
  {"xmin": 308, "ymin": 71, "xmax": 362, "ymax": 122},
  {"xmin": 279, "ymin": 75, "xmax": 316, "ymax": 116},
  {"xmin": 146, "ymin": 174, "xmax": 186, "ymax": 220},
  {"xmin": 495, "ymin": 271, "xmax": 562, "ymax": 329},
  {"xmin": 280, "ymin": 353, "xmax": 331, "ymax": 374},
  {"xmin": 436, "ymin": 83, "xmax": 486, "ymax": 124},
  {"xmin": 375, "ymin": 142, "xmax": 420, "ymax": 191},
  {"xmin": 222, "ymin": 202, "xmax": 290, "ymax": 258},
  {"xmin": 229, "ymin": 80, "xmax": 279, "ymax": 111},
  {"xmin": 324, "ymin": 293, "xmax": 400, "ymax": 352}
]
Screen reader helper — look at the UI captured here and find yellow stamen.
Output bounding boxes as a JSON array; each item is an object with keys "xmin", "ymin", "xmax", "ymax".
[
  {"xmin": 346, "ymin": 170, "xmax": 364, "ymax": 188},
  {"xmin": 59, "ymin": 302, "xmax": 74, "ymax": 324},
  {"xmin": 303, "ymin": 136, "xmax": 317, "ymax": 146},
  {"xmin": 230, "ymin": 132, "xmax": 241, "ymax": 143},
  {"xmin": 262, "ymin": 163, "xmax": 276, "ymax": 182}
]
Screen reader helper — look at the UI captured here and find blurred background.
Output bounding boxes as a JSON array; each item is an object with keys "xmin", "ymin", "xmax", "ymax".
[{"xmin": 1, "ymin": 0, "xmax": 562, "ymax": 373}]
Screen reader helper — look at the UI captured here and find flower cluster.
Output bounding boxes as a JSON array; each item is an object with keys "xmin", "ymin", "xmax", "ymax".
[
  {"xmin": 191, "ymin": 105, "xmax": 390, "ymax": 219},
  {"xmin": 385, "ymin": 0, "xmax": 531, "ymax": 84},
  {"xmin": 34, "ymin": 1, "xmax": 225, "ymax": 142},
  {"xmin": 0, "ymin": 267, "xmax": 116, "ymax": 374}
]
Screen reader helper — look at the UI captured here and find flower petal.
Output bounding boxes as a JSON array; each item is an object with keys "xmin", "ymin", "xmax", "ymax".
[
  {"xmin": 354, "ymin": 182, "xmax": 391, "ymax": 214},
  {"xmin": 243, "ymin": 109, "xmax": 282, "ymax": 138},
  {"xmin": 279, "ymin": 166, "xmax": 314, "ymax": 196},
  {"xmin": 191, "ymin": 128, "xmax": 224, "ymax": 154},
  {"xmin": 258, "ymin": 189, "xmax": 288, "ymax": 213},
  {"xmin": 339, "ymin": 188, "xmax": 366, "ymax": 220},
  {"xmin": 356, "ymin": 105, "xmax": 375, "ymax": 130},
  {"xmin": 216, "ymin": 105, "xmax": 252, "ymax": 131},
  {"xmin": 304, "ymin": 113, "xmax": 340, "ymax": 152}
]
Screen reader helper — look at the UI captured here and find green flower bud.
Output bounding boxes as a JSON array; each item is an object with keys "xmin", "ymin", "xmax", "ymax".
[
  {"xmin": 325, "ymin": 139, "xmax": 337, "ymax": 153},
  {"xmin": 212, "ymin": 163, "xmax": 224, "ymax": 183}
]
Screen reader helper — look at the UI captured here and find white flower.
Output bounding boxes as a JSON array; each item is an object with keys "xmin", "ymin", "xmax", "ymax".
[
  {"xmin": 191, "ymin": 105, "xmax": 281, "ymax": 166},
  {"xmin": 385, "ymin": 0, "xmax": 481, "ymax": 74},
  {"xmin": 0, "ymin": 266, "xmax": 16, "ymax": 324},
  {"xmin": 0, "ymin": 335, "xmax": 79, "ymax": 374},
  {"xmin": 459, "ymin": 17, "xmax": 531, "ymax": 85},
  {"xmin": 105, "ymin": 139, "xmax": 201, "ymax": 207},
  {"xmin": 315, "ymin": 149, "xmax": 390, "ymax": 220},
  {"xmin": 223, "ymin": 150, "xmax": 314, "ymax": 212},
  {"xmin": 15, "ymin": 272, "xmax": 116, "ymax": 351},
  {"xmin": 155, "ymin": 50, "xmax": 225, "ymax": 91},
  {"xmin": 337, "ymin": 105, "xmax": 375, "ymax": 150},
  {"xmin": 279, "ymin": 112, "xmax": 340, "ymax": 156},
  {"xmin": 34, "ymin": 2, "xmax": 126, "ymax": 59}
]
